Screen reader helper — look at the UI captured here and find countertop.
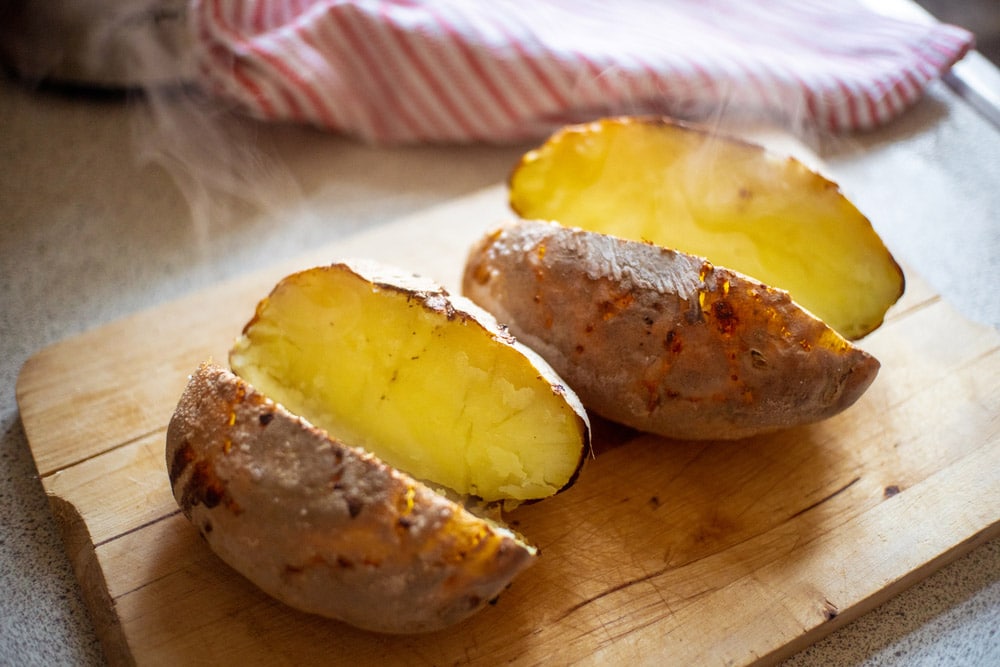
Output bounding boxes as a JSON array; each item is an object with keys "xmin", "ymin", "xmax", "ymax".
[{"xmin": 3, "ymin": 27, "xmax": 999, "ymax": 667}]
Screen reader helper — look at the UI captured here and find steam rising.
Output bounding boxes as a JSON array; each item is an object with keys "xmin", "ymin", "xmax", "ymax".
[
  {"xmin": 131, "ymin": 85, "xmax": 302, "ymax": 236},
  {"xmin": 0, "ymin": 0, "xmax": 856, "ymax": 236},
  {"xmin": 0, "ymin": 0, "xmax": 301, "ymax": 236},
  {"xmin": 117, "ymin": 3, "xmax": 303, "ymax": 236}
]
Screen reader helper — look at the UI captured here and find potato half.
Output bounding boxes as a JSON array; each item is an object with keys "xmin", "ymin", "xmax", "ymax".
[
  {"xmin": 463, "ymin": 220, "xmax": 880, "ymax": 440},
  {"xmin": 166, "ymin": 363, "xmax": 538, "ymax": 633},
  {"xmin": 166, "ymin": 261, "xmax": 591, "ymax": 632},
  {"xmin": 508, "ymin": 116, "xmax": 904, "ymax": 340},
  {"xmin": 229, "ymin": 260, "xmax": 589, "ymax": 503}
]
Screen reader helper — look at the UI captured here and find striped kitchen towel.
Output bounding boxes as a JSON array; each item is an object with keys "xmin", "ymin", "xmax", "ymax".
[{"xmin": 192, "ymin": 0, "xmax": 974, "ymax": 143}]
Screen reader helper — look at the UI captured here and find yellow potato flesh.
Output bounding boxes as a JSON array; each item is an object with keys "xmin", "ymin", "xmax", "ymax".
[
  {"xmin": 229, "ymin": 265, "xmax": 586, "ymax": 502},
  {"xmin": 509, "ymin": 117, "xmax": 904, "ymax": 339}
]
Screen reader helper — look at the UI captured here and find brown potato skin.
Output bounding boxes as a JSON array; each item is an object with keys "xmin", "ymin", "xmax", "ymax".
[
  {"xmin": 462, "ymin": 220, "xmax": 881, "ymax": 440},
  {"xmin": 166, "ymin": 362, "xmax": 537, "ymax": 633}
]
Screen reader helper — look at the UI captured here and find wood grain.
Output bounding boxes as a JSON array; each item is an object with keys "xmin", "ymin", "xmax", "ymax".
[{"xmin": 16, "ymin": 185, "xmax": 1000, "ymax": 666}]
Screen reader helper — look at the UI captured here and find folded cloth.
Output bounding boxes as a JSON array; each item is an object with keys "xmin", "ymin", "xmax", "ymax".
[{"xmin": 191, "ymin": 0, "xmax": 973, "ymax": 143}]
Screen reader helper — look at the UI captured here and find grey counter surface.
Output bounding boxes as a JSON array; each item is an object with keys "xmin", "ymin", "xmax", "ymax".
[{"xmin": 2, "ymin": 45, "xmax": 999, "ymax": 665}]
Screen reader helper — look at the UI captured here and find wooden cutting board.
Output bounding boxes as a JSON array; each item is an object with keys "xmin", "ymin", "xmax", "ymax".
[{"xmin": 16, "ymin": 185, "xmax": 1000, "ymax": 666}]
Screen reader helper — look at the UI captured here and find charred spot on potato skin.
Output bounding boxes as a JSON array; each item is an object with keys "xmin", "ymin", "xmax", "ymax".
[
  {"xmin": 180, "ymin": 460, "xmax": 240, "ymax": 515},
  {"xmin": 346, "ymin": 497, "xmax": 364, "ymax": 518},
  {"xmin": 200, "ymin": 475, "xmax": 224, "ymax": 508},
  {"xmin": 664, "ymin": 330, "xmax": 683, "ymax": 354},
  {"xmin": 599, "ymin": 292, "xmax": 635, "ymax": 321},
  {"xmin": 191, "ymin": 462, "xmax": 224, "ymax": 508},
  {"xmin": 711, "ymin": 299, "xmax": 739, "ymax": 335},
  {"xmin": 169, "ymin": 441, "xmax": 196, "ymax": 487}
]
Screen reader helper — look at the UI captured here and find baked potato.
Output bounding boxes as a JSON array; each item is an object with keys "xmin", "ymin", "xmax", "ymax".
[
  {"xmin": 167, "ymin": 363, "xmax": 538, "ymax": 633},
  {"xmin": 463, "ymin": 220, "xmax": 880, "ymax": 440},
  {"xmin": 508, "ymin": 116, "xmax": 904, "ymax": 340},
  {"xmin": 229, "ymin": 260, "xmax": 589, "ymax": 503},
  {"xmin": 166, "ymin": 260, "xmax": 590, "ymax": 632}
]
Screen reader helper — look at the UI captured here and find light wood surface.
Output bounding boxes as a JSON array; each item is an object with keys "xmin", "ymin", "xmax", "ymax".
[{"xmin": 16, "ymin": 185, "xmax": 1000, "ymax": 666}]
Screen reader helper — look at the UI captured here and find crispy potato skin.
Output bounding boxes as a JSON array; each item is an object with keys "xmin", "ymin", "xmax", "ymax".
[
  {"xmin": 463, "ymin": 220, "xmax": 881, "ymax": 440},
  {"xmin": 166, "ymin": 363, "xmax": 537, "ymax": 633}
]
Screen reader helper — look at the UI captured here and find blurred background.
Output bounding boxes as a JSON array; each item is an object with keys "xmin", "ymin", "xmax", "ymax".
[{"xmin": 917, "ymin": 0, "xmax": 1000, "ymax": 65}]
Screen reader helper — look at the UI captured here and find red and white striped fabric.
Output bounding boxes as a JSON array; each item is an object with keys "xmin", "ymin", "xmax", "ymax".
[{"xmin": 191, "ymin": 0, "xmax": 973, "ymax": 144}]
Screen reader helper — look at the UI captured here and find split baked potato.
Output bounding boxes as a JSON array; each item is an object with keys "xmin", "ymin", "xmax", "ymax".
[
  {"xmin": 167, "ymin": 363, "xmax": 538, "ymax": 633},
  {"xmin": 508, "ymin": 116, "xmax": 904, "ymax": 340},
  {"xmin": 229, "ymin": 260, "xmax": 588, "ymax": 503},
  {"xmin": 463, "ymin": 220, "xmax": 880, "ymax": 440},
  {"xmin": 461, "ymin": 116, "xmax": 900, "ymax": 440},
  {"xmin": 166, "ymin": 260, "xmax": 590, "ymax": 632}
]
